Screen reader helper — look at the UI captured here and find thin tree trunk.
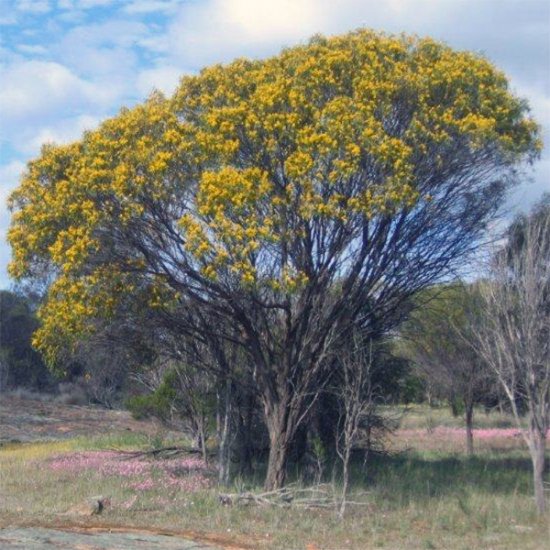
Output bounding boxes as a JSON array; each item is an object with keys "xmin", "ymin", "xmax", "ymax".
[
  {"xmin": 199, "ymin": 419, "xmax": 208, "ymax": 466},
  {"xmin": 215, "ymin": 390, "xmax": 221, "ymax": 442},
  {"xmin": 465, "ymin": 402, "xmax": 474, "ymax": 456},
  {"xmin": 529, "ymin": 430, "xmax": 547, "ymax": 515},
  {"xmin": 339, "ymin": 446, "xmax": 351, "ymax": 518},
  {"xmin": 218, "ymin": 376, "xmax": 232, "ymax": 486},
  {"xmin": 238, "ymin": 394, "xmax": 255, "ymax": 476}
]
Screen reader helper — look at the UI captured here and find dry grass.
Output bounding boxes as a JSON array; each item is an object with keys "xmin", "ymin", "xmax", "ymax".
[{"xmin": 0, "ymin": 406, "xmax": 548, "ymax": 549}]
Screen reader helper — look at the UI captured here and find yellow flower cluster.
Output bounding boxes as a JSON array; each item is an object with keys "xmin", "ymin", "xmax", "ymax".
[{"xmin": 7, "ymin": 29, "xmax": 540, "ymax": 360}]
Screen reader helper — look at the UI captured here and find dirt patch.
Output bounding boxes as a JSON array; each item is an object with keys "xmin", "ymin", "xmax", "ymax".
[{"xmin": 0, "ymin": 395, "xmax": 165, "ymax": 444}]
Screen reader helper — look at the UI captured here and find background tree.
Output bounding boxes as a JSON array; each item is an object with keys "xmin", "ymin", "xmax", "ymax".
[
  {"xmin": 8, "ymin": 30, "xmax": 540, "ymax": 489},
  {"xmin": 400, "ymin": 284, "xmax": 494, "ymax": 455},
  {"xmin": 473, "ymin": 195, "xmax": 549, "ymax": 514},
  {"xmin": 127, "ymin": 359, "xmax": 216, "ymax": 464},
  {"xmin": 0, "ymin": 290, "xmax": 52, "ymax": 391},
  {"xmin": 333, "ymin": 330, "xmax": 381, "ymax": 517}
]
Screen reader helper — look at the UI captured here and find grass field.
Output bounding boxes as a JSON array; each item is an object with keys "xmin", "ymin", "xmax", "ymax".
[{"xmin": 0, "ymin": 402, "xmax": 548, "ymax": 549}]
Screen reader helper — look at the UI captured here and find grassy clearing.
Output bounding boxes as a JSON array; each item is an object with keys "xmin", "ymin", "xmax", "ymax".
[
  {"xmin": 0, "ymin": 408, "xmax": 548, "ymax": 549},
  {"xmin": 390, "ymin": 403, "xmax": 517, "ymax": 430}
]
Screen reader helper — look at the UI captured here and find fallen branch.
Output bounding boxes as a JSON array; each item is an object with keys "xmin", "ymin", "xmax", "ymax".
[
  {"xmin": 109, "ymin": 446, "xmax": 215, "ymax": 459},
  {"xmin": 218, "ymin": 484, "xmax": 370, "ymax": 510}
]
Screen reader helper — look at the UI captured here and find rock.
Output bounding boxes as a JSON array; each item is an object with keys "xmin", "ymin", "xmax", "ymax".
[
  {"xmin": 88, "ymin": 495, "xmax": 109, "ymax": 515},
  {"xmin": 0, "ymin": 527, "xmax": 221, "ymax": 549},
  {"xmin": 66, "ymin": 495, "xmax": 110, "ymax": 516}
]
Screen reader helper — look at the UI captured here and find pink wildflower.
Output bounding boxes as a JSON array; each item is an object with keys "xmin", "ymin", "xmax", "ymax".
[
  {"xmin": 46, "ymin": 451, "xmax": 212, "ymax": 494},
  {"xmin": 129, "ymin": 479, "xmax": 156, "ymax": 491}
]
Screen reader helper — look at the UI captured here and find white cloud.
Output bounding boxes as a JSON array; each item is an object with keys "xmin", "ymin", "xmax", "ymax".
[
  {"xmin": 0, "ymin": 161, "xmax": 26, "ymax": 214},
  {"xmin": 24, "ymin": 114, "xmax": 101, "ymax": 153},
  {"xmin": 160, "ymin": 0, "xmax": 549, "ymax": 94},
  {"xmin": 0, "ymin": 160, "xmax": 26, "ymax": 186},
  {"xmin": 15, "ymin": 0, "xmax": 51, "ymax": 14},
  {"xmin": 0, "ymin": 13, "xmax": 18, "ymax": 25},
  {"xmin": 0, "ymin": 58, "xmax": 121, "ymax": 170},
  {"xmin": 513, "ymin": 83, "xmax": 550, "ymax": 134},
  {"xmin": 60, "ymin": 19, "xmax": 150, "ymax": 50},
  {"xmin": 54, "ymin": 19, "xmax": 152, "ymax": 77},
  {"xmin": 136, "ymin": 65, "xmax": 182, "ymax": 96},
  {"xmin": 17, "ymin": 43, "xmax": 48, "ymax": 55},
  {"xmin": 219, "ymin": 0, "xmax": 322, "ymax": 41},
  {"xmin": 0, "ymin": 161, "xmax": 26, "ymax": 280},
  {"xmin": 0, "ymin": 60, "xmax": 113, "ymax": 124},
  {"xmin": 508, "ymin": 157, "xmax": 550, "ymax": 213},
  {"xmin": 164, "ymin": 0, "xmax": 327, "ymax": 69},
  {"xmin": 122, "ymin": 0, "xmax": 180, "ymax": 15},
  {"xmin": 0, "ymin": 61, "xmax": 88, "ymax": 120},
  {"xmin": 57, "ymin": 0, "xmax": 116, "ymax": 9},
  {"xmin": 0, "ymin": 230, "xmax": 12, "ymax": 289},
  {"xmin": 162, "ymin": 0, "xmax": 455, "ymax": 70}
]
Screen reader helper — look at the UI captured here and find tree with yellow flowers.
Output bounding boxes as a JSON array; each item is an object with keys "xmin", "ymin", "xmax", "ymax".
[{"xmin": 9, "ymin": 30, "xmax": 541, "ymax": 489}]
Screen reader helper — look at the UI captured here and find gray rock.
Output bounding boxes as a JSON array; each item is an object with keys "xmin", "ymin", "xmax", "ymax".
[
  {"xmin": 0, "ymin": 527, "xmax": 222, "ymax": 549},
  {"xmin": 64, "ymin": 495, "xmax": 110, "ymax": 516}
]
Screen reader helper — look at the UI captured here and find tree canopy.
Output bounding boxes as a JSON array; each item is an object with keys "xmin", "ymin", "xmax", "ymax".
[{"xmin": 8, "ymin": 29, "xmax": 541, "ymax": 488}]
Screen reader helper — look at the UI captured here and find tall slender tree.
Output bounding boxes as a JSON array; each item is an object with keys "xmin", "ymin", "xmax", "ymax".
[{"xmin": 473, "ymin": 196, "xmax": 549, "ymax": 514}]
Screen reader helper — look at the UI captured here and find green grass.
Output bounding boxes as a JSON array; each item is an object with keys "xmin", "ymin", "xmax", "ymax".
[
  {"xmin": 392, "ymin": 403, "xmax": 517, "ymax": 430},
  {"xmin": 0, "ymin": 408, "xmax": 548, "ymax": 549}
]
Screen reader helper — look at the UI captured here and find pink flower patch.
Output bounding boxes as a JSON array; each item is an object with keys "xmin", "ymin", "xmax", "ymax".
[
  {"xmin": 46, "ymin": 451, "xmax": 212, "ymax": 495},
  {"xmin": 129, "ymin": 479, "xmax": 156, "ymax": 491},
  {"xmin": 399, "ymin": 427, "xmax": 549, "ymax": 439},
  {"xmin": 48, "ymin": 451, "xmax": 120, "ymax": 473}
]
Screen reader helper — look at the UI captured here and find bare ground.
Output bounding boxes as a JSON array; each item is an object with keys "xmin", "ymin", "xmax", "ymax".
[
  {"xmin": 0, "ymin": 395, "xmax": 248, "ymax": 549},
  {"xmin": 0, "ymin": 394, "xmax": 166, "ymax": 444}
]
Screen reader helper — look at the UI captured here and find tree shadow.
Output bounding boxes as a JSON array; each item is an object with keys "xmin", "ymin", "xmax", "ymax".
[{"xmin": 356, "ymin": 453, "xmax": 548, "ymax": 503}]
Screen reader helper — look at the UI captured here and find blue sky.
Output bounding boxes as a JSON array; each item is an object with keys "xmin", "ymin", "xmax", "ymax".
[{"xmin": 1, "ymin": 0, "xmax": 549, "ymax": 288}]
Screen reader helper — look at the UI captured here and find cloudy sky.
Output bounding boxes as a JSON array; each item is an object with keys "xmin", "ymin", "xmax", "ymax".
[{"xmin": 1, "ymin": 0, "xmax": 549, "ymax": 288}]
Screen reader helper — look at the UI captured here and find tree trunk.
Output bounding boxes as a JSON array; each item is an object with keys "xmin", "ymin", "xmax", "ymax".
[
  {"xmin": 339, "ymin": 446, "xmax": 351, "ymax": 518},
  {"xmin": 218, "ymin": 376, "xmax": 232, "ymax": 486},
  {"xmin": 199, "ymin": 418, "xmax": 208, "ymax": 466},
  {"xmin": 529, "ymin": 430, "xmax": 547, "ymax": 515},
  {"xmin": 497, "ymin": 393, "xmax": 504, "ymax": 415},
  {"xmin": 465, "ymin": 403, "xmax": 474, "ymax": 456},
  {"xmin": 238, "ymin": 394, "xmax": 255, "ymax": 476},
  {"xmin": 264, "ymin": 431, "xmax": 289, "ymax": 490},
  {"xmin": 264, "ymin": 401, "xmax": 294, "ymax": 490}
]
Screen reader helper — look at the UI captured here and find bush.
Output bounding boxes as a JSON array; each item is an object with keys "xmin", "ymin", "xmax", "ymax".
[
  {"xmin": 125, "ymin": 379, "xmax": 176, "ymax": 420},
  {"xmin": 56, "ymin": 380, "xmax": 88, "ymax": 406}
]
